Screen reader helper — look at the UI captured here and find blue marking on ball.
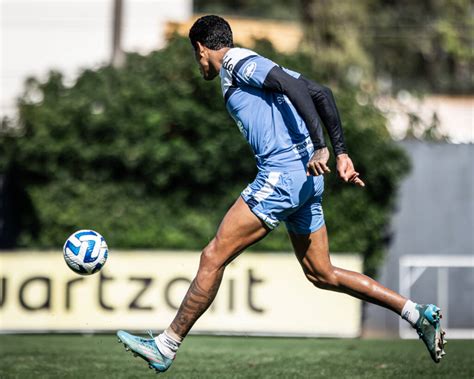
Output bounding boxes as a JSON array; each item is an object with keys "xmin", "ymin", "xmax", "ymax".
[
  {"xmin": 75, "ymin": 230, "xmax": 97, "ymax": 239},
  {"xmin": 83, "ymin": 240, "xmax": 98, "ymax": 263},
  {"xmin": 65, "ymin": 240, "xmax": 81, "ymax": 256}
]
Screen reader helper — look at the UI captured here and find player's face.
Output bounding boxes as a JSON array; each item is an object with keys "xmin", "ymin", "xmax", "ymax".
[{"xmin": 194, "ymin": 44, "xmax": 218, "ymax": 81}]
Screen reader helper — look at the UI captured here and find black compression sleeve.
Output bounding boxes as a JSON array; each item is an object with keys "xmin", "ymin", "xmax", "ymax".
[
  {"xmin": 263, "ymin": 66, "xmax": 326, "ymax": 149},
  {"xmin": 299, "ymin": 76, "xmax": 347, "ymax": 156}
]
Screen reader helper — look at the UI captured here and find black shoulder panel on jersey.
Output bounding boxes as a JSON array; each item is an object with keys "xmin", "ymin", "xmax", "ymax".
[{"xmin": 263, "ymin": 66, "xmax": 326, "ymax": 149}]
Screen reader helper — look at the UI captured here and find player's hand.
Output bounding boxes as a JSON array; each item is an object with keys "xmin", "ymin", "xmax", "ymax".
[
  {"xmin": 336, "ymin": 153, "xmax": 365, "ymax": 187},
  {"xmin": 307, "ymin": 147, "xmax": 331, "ymax": 176}
]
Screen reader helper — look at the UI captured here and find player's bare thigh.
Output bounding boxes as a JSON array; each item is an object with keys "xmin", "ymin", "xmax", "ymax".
[{"xmin": 202, "ymin": 196, "xmax": 269, "ymax": 269}]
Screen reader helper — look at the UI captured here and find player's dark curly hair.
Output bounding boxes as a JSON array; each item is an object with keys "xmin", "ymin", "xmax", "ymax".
[{"xmin": 189, "ymin": 15, "xmax": 234, "ymax": 51}]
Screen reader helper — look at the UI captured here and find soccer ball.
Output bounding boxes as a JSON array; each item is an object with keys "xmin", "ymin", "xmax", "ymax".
[{"xmin": 63, "ymin": 230, "xmax": 108, "ymax": 275}]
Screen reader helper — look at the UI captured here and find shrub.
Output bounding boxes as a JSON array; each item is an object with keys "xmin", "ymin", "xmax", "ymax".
[{"xmin": 1, "ymin": 36, "xmax": 410, "ymax": 274}]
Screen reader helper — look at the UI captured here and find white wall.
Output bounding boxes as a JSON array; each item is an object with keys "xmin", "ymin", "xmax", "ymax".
[{"xmin": 0, "ymin": 0, "xmax": 192, "ymax": 117}]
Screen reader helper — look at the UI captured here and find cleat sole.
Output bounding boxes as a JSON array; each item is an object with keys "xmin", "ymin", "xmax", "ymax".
[
  {"xmin": 418, "ymin": 306, "xmax": 446, "ymax": 363},
  {"xmin": 434, "ymin": 319, "xmax": 446, "ymax": 363},
  {"xmin": 121, "ymin": 342, "xmax": 165, "ymax": 373},
  {"xmin": 117, "ymin": 331, "xmax": 170, "ymax": 374}
]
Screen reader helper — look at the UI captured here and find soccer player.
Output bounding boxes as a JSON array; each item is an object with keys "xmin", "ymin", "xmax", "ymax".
[{"xmin": 117, "ymin": 15, "xmax": 446, "ymax": 372}]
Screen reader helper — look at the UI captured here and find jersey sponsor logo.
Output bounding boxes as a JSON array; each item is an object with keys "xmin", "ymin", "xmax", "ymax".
[
  {"xmin": 292, "ymin": 138, "xmax": 313, "ymax": 158},
  {"xmin": 243, "ymin": 61, "xmax": 257, "ymax": 79}
]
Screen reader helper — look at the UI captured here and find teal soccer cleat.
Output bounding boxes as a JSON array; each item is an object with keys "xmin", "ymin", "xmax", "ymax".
[
  {"xmin": 414, "ymin": 304, "xmax": 446, "ymax": 363},
  {"xmin": 117, "ymin": 330, "xmax": 173, "ymax": 373}
]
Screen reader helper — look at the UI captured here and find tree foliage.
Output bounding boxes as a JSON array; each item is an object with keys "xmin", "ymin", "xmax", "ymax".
[
  {"xmin": 367, "ymin": 0, "xmax": 473, "ymax": 94},
  {"xmin": 1, "ymin": 36, "xmax": 409, "ymax": 274},
  {"xmin": 299, "ymin": 0, "xmax": 372, "ymax": 85},
  {"xmin": 194, "ymin": 0, "xmax": 297, "ymax": 20},
  {"xmin": 194, "ymin": 0, "xmax": 473, "ymax": 94}
]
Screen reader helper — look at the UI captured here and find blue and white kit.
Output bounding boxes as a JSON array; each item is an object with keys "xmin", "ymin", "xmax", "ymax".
[{"xmin": 220, "ymin": 48, "xmax": 325, "ymax": 233}]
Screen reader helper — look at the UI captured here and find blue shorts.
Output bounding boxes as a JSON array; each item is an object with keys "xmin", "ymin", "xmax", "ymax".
[{"xmin": 241, "ymin": 169, "xmax": 325, "ymax": 234}]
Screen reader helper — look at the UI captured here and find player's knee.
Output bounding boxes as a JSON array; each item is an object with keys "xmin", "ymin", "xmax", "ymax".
[
  {"xmin": 200, "ymin": 238, "xmax": 231, "ymax": 271},
  {"xmin": 200, "ymin": 241, "xmax": 220, "ymax": 270}
]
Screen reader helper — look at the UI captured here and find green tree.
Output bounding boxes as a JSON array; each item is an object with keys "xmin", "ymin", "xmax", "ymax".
[
  {"xmin": 194, "ymin": 0, "xmax": 298, "ymax": 20},
  {"xmin": 299, "ymin": 0, "xmax": 372, "ymax": 85},
  {"xmin": 1, "ymin": 36, "xmax": 409, "ymax": 275},
  {"xmin": 367, "ymin": 0, "xmax": 473, "ymax": 94},
  {"xmin": 195, "ymin": 0, "xmax": 473, "ymax": 93}
]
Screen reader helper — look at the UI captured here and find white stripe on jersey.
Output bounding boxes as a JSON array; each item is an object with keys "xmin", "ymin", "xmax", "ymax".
[{"xmin": 220, "ymin": 48, "xmax": 257, "ymax": 98}]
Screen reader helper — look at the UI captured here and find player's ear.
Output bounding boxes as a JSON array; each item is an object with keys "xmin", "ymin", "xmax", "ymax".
[{"xmin": 196, "ymin": 41, "xmax": 207, "ymax": 58}]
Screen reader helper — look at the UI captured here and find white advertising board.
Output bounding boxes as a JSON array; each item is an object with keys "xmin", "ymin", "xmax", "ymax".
[{"xmin": 0, "ymin": 251, "xmax": 362, "ymax": 337}]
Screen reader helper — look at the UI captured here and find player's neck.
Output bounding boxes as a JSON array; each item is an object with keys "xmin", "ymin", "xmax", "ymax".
[{"xmin": 211, "ymin": 47, "xmax": 232, "ymax": 72}]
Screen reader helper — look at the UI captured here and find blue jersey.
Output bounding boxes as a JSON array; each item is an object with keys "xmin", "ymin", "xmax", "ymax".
[{"xmin": 220, "ymin": 48, "xmax": 315, "ymax": 172}]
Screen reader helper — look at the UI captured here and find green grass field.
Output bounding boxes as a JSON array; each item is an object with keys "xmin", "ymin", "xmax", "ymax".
[{"xmin": 0, "ymin": 335, "xmax": 472, "ymax": 378}]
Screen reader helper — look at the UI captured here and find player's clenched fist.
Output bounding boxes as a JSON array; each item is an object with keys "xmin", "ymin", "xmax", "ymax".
[{"xmin": 307, "ymin": 147, "xmax": 331, "ymax": 176}]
